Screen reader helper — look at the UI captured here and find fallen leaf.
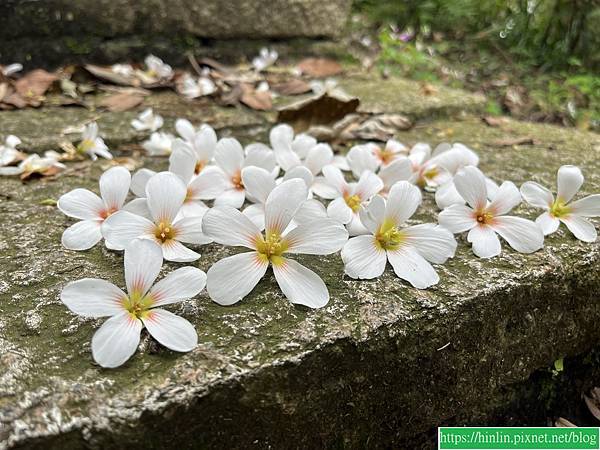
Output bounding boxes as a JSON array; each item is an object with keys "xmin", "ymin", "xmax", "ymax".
[
  {"xmin": 482, "ymin": 116, "xmax": 509, "ymax": 127},
  {"xmin": 197, "ymin": 57, "xmax": 233, "ymax": 75},
  {"xmin": 585, "ymin": 388, "xmax": 600, "ymax": 423},
  {"xmin": 240, "ymin": 84, "xmax": 272, "ymax": 110},
  {"xmin": 1, "ymin": 87, "xmax": 28, "ymax": 108},
  {"xmin": 492, "ymin": 136, "xmax": 537, "ymax": 147},
  {"xmin": 420, "ymin": 82, "xmax": 437, "ymax": 96},
  {"xmin": 220, "ymin": 84, "xmax": 243, "ymax": 106},
  {"xmin": 351, "ymin": 114, "xmax": 412, "ymax": 141},
  {"xmin": 85, "ymin": 64, "xmax": 140, "ymax": 87},
  {"xmin": 272, "ymin": 79, "xmax": 312, "ymax": 96},
  {"xmin": 297, "ymin": 58, "xmax": 343, "ymax": 77},
  {"xmin": 100, "ymin": 157, "xmax": 142, "ymax": 171},
  {"xmin": 554, "ymin": 417, "xmax": 577, "ymax": 427},
  {"xmin": 278, "ymin": 92, "xmax": 359, "ymax": 131},
  {"xmin": 99, "ymin": 92, "xmax": 144, "ymax": 112},
  {"xmin": 20, "ymin": 165, "xmax": 62, "ymax": 182},
  {"xmin": 13, "ymin": 69, "xmax": 58, "ymax": 106},
  {"xmin": 0, "ymin": 83, "xmax": 7, "ymax": 102}
]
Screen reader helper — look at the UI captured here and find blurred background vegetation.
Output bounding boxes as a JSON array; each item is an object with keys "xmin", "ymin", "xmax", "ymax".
[{"xmin": 352, "ymin": 0, "xmax": 600, "ymax": 130}]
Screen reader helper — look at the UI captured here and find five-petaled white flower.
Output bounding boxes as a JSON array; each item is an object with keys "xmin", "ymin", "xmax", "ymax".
[
  {"xmin": 213, "ymin": 138, "xmax": 277, "ymax": 208},
  {"xmin": 61, "ymin": 239, "xmax": 205, "ymax": 368},
  {"xmin": 77, "ymin": 122, "xmax": 112, "ymax": 160},
  {"xmin": 269, "ymin": 124, "xmax": 319, "ymax": 172},
  {"xmin": 175, "ymin": 120, "xmax": 218, "ymax": 174},
  {"xmin": 137, "ymin": 55, "xmax": 173, "ymax": 84},
  {"xmin": 0, "ymin": 135, "xmax": 22, "ymax": 166},
  {"xmin": 58, "ymin": 166, "xmax": 135, "ymax": 250},
  {"xmin": 438, "ymin": 166, "xmax": 544, "ymax": 258},
  {"xmin": 102, "ymin": 171, "xmax": 212, "ymax": 262},
  {"xmin": 520, "ymin": 165, "xmax": 600, "ymax": 242},
  {"xmin": 179, "ymin": 73, "xmax": 216, "ymax": 99},
  {"xmin": 408, "ymin": 142, "xmax": 478, "ymax": 189},
  {"xmin": 131, "ymin": 108, "xmax": 164, "ymax": 132},
  {"xmin": 252, "ymin": 47, "xmax": 278, "ymax": 72},
  {"xmin": 342, "ymin": 181, "xmax": 457, "ymax": 288},
  {"xmin": 202, "ymin": 179, "xmax": 348, "ymax": 308},
  {"xmin": 142, "ymin": 131, "xmax": 175, "ymax": 156},
  {"xmin": 347, "ymin": 140, "xmax": 407, "ymax": 177},
  {"xmin": 319, "ymin": 165, "xmax": 383, "ymax": 236},
  {"xmin": 0, "ymin": 152, "xmax": 65, "ymax": 177}
]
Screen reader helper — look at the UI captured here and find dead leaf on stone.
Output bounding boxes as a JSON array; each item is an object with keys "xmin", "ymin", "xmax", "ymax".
[
  {"xmin": 351, "ymin": 114, "xmax": 412, "ymax": 141},
  {"xmin": 197, "ymin": 57, "xmax": 233, "ymax": 75},
  {"xmin": 0, "ymin": 83, "xmax": 7, "ymax": 102},
  {"xmin": 277, "ymin": 92, "xmax": 359, "ymax": 131},
  {"xmin": 14, "ymin": 69, "xmax": 59, "ymax": 106},
  {"xmin": 297, "ymin": 58, "xmax": 343, "ymax": 77},
  {"xmin": 99, "ymin": 92, "xmax": 145, "ymax": 112},
  {"xmin": 239, "ymin": 84, "xmax": 272, "ymax": 110},
  {"xmin": 482, "ymin": 116, "xmax": 509, "ymax": 127},
  {"xmin": 20, "ymin": 165, "xmax": 63, "ymax": 182},
  {"xmin": 584, "ymin": 388, "xmax": 600, "ymax": 423},
  {"xmin": 100, "ymin": 157, "xmax": 142, "ymax": 171},
  {"xmin": 1, "ymin": 87, "xmax": 28, "ymax": 109},
  {"xmin": 420, "ymin": 82, "xmax": 437, "ymax": 96},
  {"xmin": 219, "ymin": 84, "xmax": 244, "ymax": 106},
  {"xmin": 272, "ymin": 79, "xmax": 312, "ymax": 96},
  {"xmin": 85, "ymin": 64, "xmax": 140, "ymax": 87},
  {"xmin": 492, "ymin": 136, "xmax": 537, "ymax": 147},
  {"xmin": 554, "ymin": 417, "xmax": 577, "ymax": 427}
]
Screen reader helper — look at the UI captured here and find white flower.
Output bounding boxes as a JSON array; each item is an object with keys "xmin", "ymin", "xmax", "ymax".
[
  {"xmin": 77, "ymin": 122, "xmax": 112, "ymax": 160},
  {"xmin": 309, "ymin": 78, "xmax": 348, "ymax": 97},
  {"xmin": 377, "ymin": 157, "xmax": 413, "ymax": 195},
  {"xmin": 102, "ymin": 172, "xmax": 212, "ymax": 262},
  {"xmin": 179, "ymin": 73, "xmax": 216, "ymax": 99},
  {"xmin": 139, "ymin": 55, "xmax": 172, "ymax": 83},
  {"xmin": 347, "ymin": 140, "xmax": 407, "ymax": 176},
  {"xmin": 409, "ymin": 142, "xmax": 478, "ymax": 189},
  {"xmin": 435, "ymin": 174, "xmax": 499, "ymax": 210},
  {"xmin": 252, "ymin": 47, "xmax": 278, "ymax": 71},
  {"xmin": 342, "ymin": 182, "xmax": 456, "ymax": 288},
  {"xmin": 319, "ymin": 165, "xmax": 383, "ymax": 236},
  {"xmin": 269, "ymin": 124, "xmax": 318, "ymax": 171},
  {"xmin": 175, "ymin": 120, "xmax": 218, "ymax": 174},
  {"xmin": 111, "ymin": 63, "xmax": 134, "ymax": 77},
  {"xmin": 0, "ymin": 135, "xmax": 22, "ymax": 166},
  {"xmin": 203, "ymin": 179, "xmax": 348, "ymax": 308},
  {"xmin": 332, "ymin": 154, "xmax": 350, "ymax": 171},
  {"xmin": 142, "ymin": 132, "xmax": 175, "ymax": 156},
  {"xmin": 281, "ymin": 143, "xmax": 334, "ymax": 197},
  {"xmin": 521, "ymin": 165, "xmax": 600, "ymax": 242},
  {"xmin": 0, "ymin": 152, "xmax": 65, "ymax": 177},
  {"xmin": 61, "ymin": 239, "xmax": 205, "ymax": 368},
  {"xmin": 131, "ymin": 108, "xmax": 164, "ymax": 132},
  {"xmin": 58, "ymin": 166, "xmax": 138, "ymax": 250},
  {"xmin": 131, "ymin": 142, "xmax": 227, "ymax": 217},
  {"xmin": 213, "ymin": 138, "xmax": 276, "ymax": 208},
  {"xmin": 438, "ymin": 166, "xmax": 544, "ymax": 258},
  {"xmin": 2, "ymin": 63, "xmax": 23, "ymax": 76}
]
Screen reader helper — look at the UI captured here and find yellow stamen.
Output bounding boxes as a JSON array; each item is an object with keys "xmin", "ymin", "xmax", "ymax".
[
  {"xmin": 344, "ymin": 194, "xmax": 362, "ymax": 212},
  {"xmin": 154, "ymin": 221, "xmax": 176, "ymax": 242},
  {"xmin": 122, "ymin": 291, "xmax": 154, "ymax": 319},
  {"xmin": 550, "ymin": 199, "xmax": 571, "ymax": 218},
  {"xmin": 376, "ymin": 147, "xmax": 395, "ymax": 165},
  {"xmin": 375, "ymin": 219, "xmax": 405, "ymax": 251},
  {"xmin": 231, "ymin": 170, "xmax": 244, "ymax": 190},
  {"xmin": 256, "ymin": 231, "xmax": 288, "ymax": 265},
  {"xmin": 77, "ymin": 139, "xmax": 94, "ymax": 154},
  {"xmin": 194, "ymin": 160, "xmax": 206, "ymax": 175},
  {"xmin": 474, "ymin": 210, "xmax": 494, "ymax": 225}
]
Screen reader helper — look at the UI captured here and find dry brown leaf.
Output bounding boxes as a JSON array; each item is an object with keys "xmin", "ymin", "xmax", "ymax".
[
  {"xmin": 278, "ymin": 92, "xmax": 359, "ymax": 131},
  {"xmin": 554, "ymin": 417, "xmax": 577, "ymax": 427},
  {"xmin": 585, "ymin": 389, "xmax": 600, "ymax": 422},
  {"xmin": 100, "ymin": 157, "xmax": 142, "ymax": 171},
  {"xmin": 482, "ymin": 116, "xmax": 509, "ymax": 127},
  {"xmin": 492, "ymin": 136, "xmax": 537, "ymax": 147},
  {"xmin": 20, "ymin": 165, "xmax": 63, "ymax": 182},
  {"xmin": 219, "ymin": 84, "xmax": 243, "ymax": 106},
  {"xmin": 85, "ymin": 64, "xmax": 140, "ymax": 87},
  {"xmin": 272, "ymin": 79, "xmax": 312, "ymax": 96},
  {"xmin": 297, "ymin": 58, "xmax": 343, "ymax": 77},
  {"xmin": 351, "ymin": 114, "xmax": 412, "ymax": 141},
  {"xmin": 197, "ymin": 57, "xmax": 232, "ymax": 75},
  {"xmin": 99, "ymin": 92, "xmax": 144, "ymax": 112},
  {"xmin": 1, "ymin": 87, "xmax": 28, "ymax": 108},
  {"xmin": 240, "ymin": 84, "xmax": 272, "ymax": 110},
  {"xmin": 13, "ymin": 69, "xmax": 58, "ymax": 106},
  {"xmin": 0, "ymin": 82, "xmax": 7, "ymax": 102},
  {"xmin": 420, "ymin": 82, "xmax": 437, "ymax": 96}
]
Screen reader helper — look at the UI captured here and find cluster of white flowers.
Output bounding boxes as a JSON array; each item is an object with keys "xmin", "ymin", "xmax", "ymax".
[{"xmin": 57, "ymin": 120, "xmax": 600, "ymax": 367}]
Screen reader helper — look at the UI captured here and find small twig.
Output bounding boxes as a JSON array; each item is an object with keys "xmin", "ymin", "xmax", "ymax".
[{"xmin": 186, "ymin": 52, "xmax": 205, "ymax": 78}]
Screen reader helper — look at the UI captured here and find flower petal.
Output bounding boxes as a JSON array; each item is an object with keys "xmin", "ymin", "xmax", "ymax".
[
  {"xmin": 378, "ymin": 157, "xmax": 412, "ymax": 189},
  {"xmin": 346, "ymin": 214, "xmax": 370, "ymax": 236},
  {"xmin": 273, "ymin": 258, "xmax": 329, "ymax": 308},
  {"xmin": 347, "ymin": 145, "xmax": 379, "ymax": 178},
  {"xmin": 194, "ymin": 124, "xmax": 217, "ymax": 161},
  {"xmin": 453, "ymin": 165, "xmax": 487, "ymax": 210},
  {"xmin": 384, "ymin": 181, "xmax": 421, "ymax": 225},
  {"xmin": 535, "ymin": 211, "xmax": 560, "ymax": 235},
  {"xmin": 101, "ymin": 210, "xmax": 155, "ymax": 250},
  {"xmin": 311, "ymin": 176, "xmax": 339, "ymax": 199},
  {"xmin": 304, "ymin": 143, "xmax": 333, "ymax": 175},
  {"xmin": 402, "ymin": 223, "xmax": 457, "ymax": 263},
  {"xmin": 284, "ymin": 219, "xmax": 348, "ymax": 255},
  {"xmin": 202, "ymin": 206, "xmax": 261, "ymax": 248},
  {"xmin": 92, "ymin": 312, "xmax": 142, "ymax": 368},
  {"xmin": 491, "ymin": 216, "xmax": 544, "ymax": 253},
  {"xmin": 570, "ymin": 194, "xmax": 600, "ymax": 217},
  {"xmin": 207, "ymin": 252, "xmax": 268, "ymax": 305},
  {"xmin": 161, "ymin": 240, "xmax": 201, "ymax": 262},
  {"xmin": 121, "ymin": 198, "xmax": 152, "ymax": 220},
  {"xmin": 520, "ymin": 181, "xmax": 553, "ymax": 209},
  {"xmin": 265, "ymin": 178, "xmax": 308, "ymax": 234},
  {"xmin": 149, "ymin": 267, "xmax": 207, "ymax": 307},
  {"xmin": 467, "ymin": 225, "xmax": 501, "ymax": 258},
  {"xmin": 58, "ymin": 188, "xmax": 104, "ymax": 220},
  {"xmin": 438, "ymin": 204, "xmax": 477, "ymax": 233},
  {"xmin": 293, "ymin": 199, "xmax": 328, "ymax": 225},
  {"xmin": 269, "ymin": 123, "xmax": 294, "ymax": 150},
  {"xmin": 142, "ymin": 309, "xmax": 197, "ymax": 352},
  {"xmin": 242, "ymin": 166, "xmax": 276, "ymax": 204},
  {"xmin": 387, "ymin": 246, "xmax": 439, "ymax": 289},
  {"xmin": 62, "ymin": 220, "xmax": 103, "ymax": 250},
  {"xmin": 179, "ymin": 201, "xmax": 209, "ymax": 218},
  {"xmin": 322, "ymin": 165, "xmax": 348, "ymax": 195},
  {"xmin": 341, "ymin": 235, "xmax": 386, "ymax": 279},
  {"xmin": 175, "ymin": 118, "xmax": 196, "ymax": 142},
  {"xmin": 282, "ymin": 165, "xmax": 313, "ymax": 189},
  {"xmin": 242, "ymin": 203, "xmax": 266, "ymax": 230},
  {"xmin": 354, "ymin": 170, "xmax": 383, "ymax": 201},
  {"xmin": 173, "ymin": 215, "xmax": 212, "ymax": 245},
  {"xmin": 168, "ymin": 142, "xmax": 196, "ymax": 185},
  {"xmin": 61, "ymin": 278, "xmax": 126, "ymax": 317},
  {"xmin": 146, "ymin": 172, "xmax": 186, "ymax": 223},
  {"xmin": 99, "ymin": 166, "xmax": 131, "ymax": 211},
  {"xmin": 557, "ymin": 165, "xmax": 583, "ymax": 203},
  {"xmin": 435, "ymin": 181, "xmax": 464, "ymax": 209},
  {"xmin": 487, "ymin": 181, "xmax": 521, "ymax": 215},
  {"xmin": 560, "ymin": 215, "xmax": 597, "ymax": 242},
  {"xmin": 327, "ymin": 197, "xmax": 353, "ymax": 224},
  {"xmin": 130, "ymin": 168, "xmax": 156, "ymax": 197},
  {"xmin": 359, "ymin": 195, "xmax": 385, "ymax": 234},
  {"xmin": 215, "ymin": 138, "xmax": 244, "ymax": 176},
  {"xmin": 244, "ymin": 143, "xmax": 277, "ymax": 171},
  {"xmin": 124, "ymin": 238, "xmax": 163, "ymax": 296}
]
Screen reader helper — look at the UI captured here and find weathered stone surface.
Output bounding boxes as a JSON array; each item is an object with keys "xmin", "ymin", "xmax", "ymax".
[
  {"xmin": 0, "ymin": 0, "xmax": 350, "ymax": 68},
  {"xmin": 1, "ymin": 111, "xmax": 600, "ymax": 448}
]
